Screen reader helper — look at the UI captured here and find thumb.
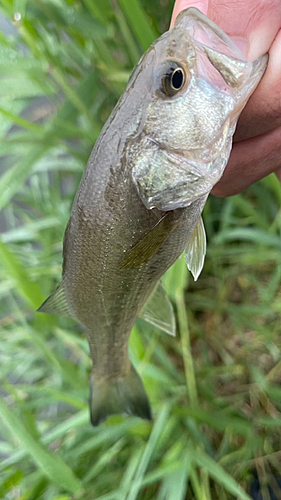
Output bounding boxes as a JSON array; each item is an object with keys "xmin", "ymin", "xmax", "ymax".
[{"xmin": 170, "ymin": 0, "xmax": 209, "ymax": 28}]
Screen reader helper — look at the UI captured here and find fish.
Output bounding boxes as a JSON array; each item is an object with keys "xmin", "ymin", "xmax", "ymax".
[{"xmin": 38, "ymin": 8, "xmax": 268, "ymax": 426}]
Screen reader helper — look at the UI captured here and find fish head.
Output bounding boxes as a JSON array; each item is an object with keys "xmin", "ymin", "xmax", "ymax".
[{"xmin": 129, "ymin": 8, "xmax": 268, "ymax": 211}]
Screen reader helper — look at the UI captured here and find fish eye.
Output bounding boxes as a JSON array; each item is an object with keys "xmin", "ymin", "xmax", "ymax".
[{"xmin": 162, "ymin": 63, "xmax": 186, "ymax": 96}]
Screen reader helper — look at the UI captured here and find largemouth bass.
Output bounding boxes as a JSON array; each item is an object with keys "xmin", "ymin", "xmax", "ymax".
[{"xmin": 38, "ymin": 8, "xmax": 268, "ymax": 426}]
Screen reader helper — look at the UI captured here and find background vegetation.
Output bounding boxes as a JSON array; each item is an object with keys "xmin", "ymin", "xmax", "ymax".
[{"xmin": 0, "ymin": 1, "xmax": 281, "ymax": 499}]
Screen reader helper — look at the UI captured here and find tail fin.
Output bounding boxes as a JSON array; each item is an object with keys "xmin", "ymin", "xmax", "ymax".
[{"xmin": 90, "ymin": 364, "xmax": 152, "ymax": 426}]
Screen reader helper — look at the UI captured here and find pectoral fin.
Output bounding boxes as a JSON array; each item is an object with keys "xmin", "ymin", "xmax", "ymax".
[
  {"xmin": 37, "ymin": 282, "xmax": 73, "ymax": 318},
  {"xmin": 120, "ymin": 213, "xmax": 180, "ymax": 269},
  {"xmin": 185, "ymin": 216, "xmax": 206, "ymax": 281},
  {"xmin": 140, "ymin": 281, "xmax": 176, "ymax": 336}
]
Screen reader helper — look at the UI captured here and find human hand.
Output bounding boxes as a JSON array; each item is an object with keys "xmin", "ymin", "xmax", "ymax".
[{"xmin": 171, "ymin": 0, "xmax": 281, "ymax": 197}]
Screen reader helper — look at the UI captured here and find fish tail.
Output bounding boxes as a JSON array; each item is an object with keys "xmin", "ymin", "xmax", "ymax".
[{"xmin": 89, "ymin": 364, "xmax": 152, "ymax": 426}]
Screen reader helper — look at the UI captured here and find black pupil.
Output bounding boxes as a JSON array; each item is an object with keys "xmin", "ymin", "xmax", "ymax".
[{"xmin": 172, "ymin": 69, "xmax": 183, "ymax": 89}]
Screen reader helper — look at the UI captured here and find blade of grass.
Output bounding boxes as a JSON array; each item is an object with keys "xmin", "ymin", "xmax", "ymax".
[
  {"xmin": 52, "ymin": 67, "xmax": 96, "ymax": 128},
  {"xmin": 157, "ymin": 451, "xmax": 191, "ymax": 500},
  {"xmin": 82, "ymin": 0, "xmax": 111, "ymax": 25},
  {"xmin": 112, "ymin": 0, "xmax": 141, "ymax": 65},
  {"xmin": 118, "ymin": 0, "xmax": 158, "ymax": 51},
  {"xmin": 119, "ymin": 448, "xmax": 143, "ymax": 491},
  {"xmin": 0, "ymin": 238, "xmax": 44, "ymax": 307},
  {"xmin": 83, "ymin": 438, "xmax": 125, "ymax": 483},
  {"xmin": 0, "ymin": 398, "xmax": 83, "ymax": 495},
  {"xmin": 261, "ymin": 172, "xmax": 281, "ymax": 206},
  {"xmin": 16, "ymin": 324, "xmax": 86, "ymax": 389},
  {"xmin": 213, "ymin": 228, "xmax": 281, "ymax": 249},
  {"xmin": 0, "ymin": 145, "xmax": 49, "ymax": 211},
  {"xmin": 175, "ymin": 260, "xmax": 198, "ymax": 408},
  {"xmin": 194, "ymin": 448, "xmax": 251, "ymax": 500},
  {"xmin": 0, "ymin": 106, "xmax": 42, "ymax": 133},
  {"xmin": 189, "ymin": 466, "xmax": 205, "ymax": 500},
  {"xmin": 126, "ymin": 404, "xmax": 170, "ymax": 500},
  {"xmin": 0, "ymin": 409, "xmax": 89, "ymax": 472}
]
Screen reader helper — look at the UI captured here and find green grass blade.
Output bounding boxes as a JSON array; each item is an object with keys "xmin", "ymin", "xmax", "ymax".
[
  {"xmin": 118, "ymin": 0, "xmax": 158, "ymax": 50},
  {"xmin": 0, "ymin": 106, "xmax": 42, "ymax": 133},
  {"xmin": 0, "ymin": 409, "xmax": 90, "ymax": 471},
  {"xmin": 126, "ymin": 404, "xmax": 170, "ymax": 500},
  {"xmin": 112, "ymin": 2, "xmax": 141, "ymax": 65},
  {"xmin": 213, "ymin": 227, "xmax": 281, "ymax": 248},
  {"xmin": 158, "ymin": 452, "xmax": 191, "ymax": 500},
  {"xmin": 51, "ymin": 67, "xmax": 96, "ymax": 128},
  {"xmin": 194, "ymin": 449, "xmax": 251, "ymax": 500},
  {"xmin": 0, "ymin": 238, "xmax": 44, "ymax": 307},
  {"xmin": 82, "ymin": 0, "xmax": 111, "ymax": 25},
  {"xmin": 0, "ymin": 145, "xmax": 48, "ymax": 211},
  {"xmin": 0, "ymin": 398, "xmax": 83, "ymax": 495}
]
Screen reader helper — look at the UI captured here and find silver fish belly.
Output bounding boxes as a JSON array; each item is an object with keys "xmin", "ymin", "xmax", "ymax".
[{"xmin": 38, "ymin": 8, "xmax": 268, "ymax": 426}]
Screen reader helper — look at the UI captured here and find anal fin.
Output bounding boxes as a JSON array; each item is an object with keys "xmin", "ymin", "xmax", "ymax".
[
  {"xmin": 140, "ymin": 281, "xmax": 176, "ymax": 336},
  {"xmin": 37, "ymin": 281, "xmax": 73, "ymax": 318}
]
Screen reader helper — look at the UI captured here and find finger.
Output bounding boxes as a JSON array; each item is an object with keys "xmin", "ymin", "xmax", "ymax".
[
  {"xmin": 207, "ymin": 1, "xmax": 281, "ymax": 141},
  {"xmin": 211, "ymin": 125, "xmax": 281, "ymax": 197},
  {"xmin": 234, "ymin": 29, "xmax": 281, "ymax": 142},
  {"xmin": 170, "ymin": 2, "xmax": 281, "ymax": 141},
  {"xmin": 170, "ymin": 0, "xmax": 209, "ymax": 28},
  {"xmin": 275, "ymin": 168, "xmax": 281, "ymax": 181},
  {"xmin": 208, "ymin": 0, "xmax": 281, "ymax": 57}
]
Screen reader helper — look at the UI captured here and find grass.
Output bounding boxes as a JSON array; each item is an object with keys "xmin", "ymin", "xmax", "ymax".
[{"xmin": 1, "ymin": 1, "xmax": 281, "ymax": 499}]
